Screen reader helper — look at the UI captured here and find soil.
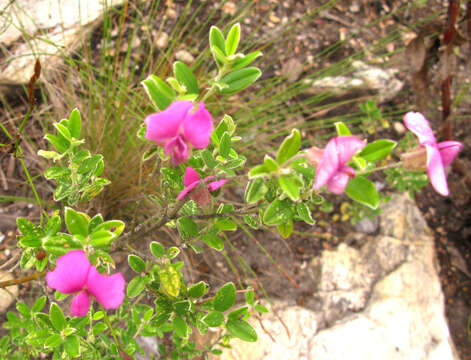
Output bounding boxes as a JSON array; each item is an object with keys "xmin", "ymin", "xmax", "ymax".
[{"xmin": 1, "ymin": 0, "xmax": 471, "ymax": 358}]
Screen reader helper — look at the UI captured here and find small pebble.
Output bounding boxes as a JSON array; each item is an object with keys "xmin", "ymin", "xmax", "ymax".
[{"xmin": 175, "ymin": 50, "xmax": 195, "ymax": 64}]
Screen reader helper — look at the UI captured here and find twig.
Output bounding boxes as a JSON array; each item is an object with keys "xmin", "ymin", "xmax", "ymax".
[{"xmin": 0, "ymin": 271, "xmax": 46, "ymax": 288}]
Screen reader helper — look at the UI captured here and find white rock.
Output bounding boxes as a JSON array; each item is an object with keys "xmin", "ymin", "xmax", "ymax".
[
  {"xmin": 0, "ymin": 0, "xmax": 125, "ymax": 85},
  {"xmin": 0, "ymin": 271, "xmax": 19, "ymax": 314},
  {"xmin": 175, "ymin": 50, "xmax": 195, "ymax": 64}
]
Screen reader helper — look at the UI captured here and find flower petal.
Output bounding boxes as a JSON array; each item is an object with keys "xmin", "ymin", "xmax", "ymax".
[
  {"xmin": 313, "ymin": 137, "xmax": 340, "ymax": 190},
  {"xmin": 46, "ymin": 250, "xmax": 90, "ymax": 294},
  {"xmin": 145, "ymin": 100, "xmax": 193, "ymax": 145},
  {"xmin": 183, "ymin": 167, "xmax": 200, "ymax": 187},
  {"xmin": 86, "ymin": 267, "xmax": 125, "ymax": 310},
  {"xmin": 403, "ymin": 112, "xmax": 436, "ymax": 145},
  {"xmin": 425, "ymin": 144, "xmax": 449, "ymax": 196},
  {"xmin": 177, "ymin": 182, "xmax": 199, "ymax": 200},
  {"xmin": 165, "ymin": 136, "xmax": 189, "ymax": 165},
  {"xmin": 326, "ymin": 166, "xmax": 355, "ymax": 194},
  {"xmin": 183, "ymin": 102, "xmax": 213, "ymax": 149},
  {"xmin": 208, "ymin": 179, "xmax": 227, "ymax": 192},
  {"xmin": 438, "ymin": 141, "xmax": 462, "ymax": 167},
  {"xmin": 335, "ymin": 136, "xmax": 366, "ymax": 165},
  {"xmin": 71, "ymin": 290, "xmax": 91, "ymax": 317}
]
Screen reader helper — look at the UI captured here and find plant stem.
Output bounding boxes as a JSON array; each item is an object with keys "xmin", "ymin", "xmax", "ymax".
[
  {"xmin": 101, "ymin": 305, "xmax": 121, "ymax": 351},
  {"xmin": 357, "ymin": 161, "xmax": 402, "ymax": 175},
  {"xmin": 0, "ymin": 271, "xmax": 46, "ymax": 288},
  {"xmin": 200, "ymin": 63, "xmax": 230, "ymax": 103}
]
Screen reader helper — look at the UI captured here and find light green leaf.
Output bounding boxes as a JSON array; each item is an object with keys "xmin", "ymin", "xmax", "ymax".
[
  {"xmin": 264, "ymin": 155, "xmax": 279, "ymax": 172},
  {"xmin": 225, "ymin": 23, "xmax": 240, "ymax": 56},
  {"xmin": 296, "ymin": 203, "xmax": 315, "ymax": 225},
  {"xmin": 49, "ymin": 303, "xmax": 66, "ymax": 331},
  {"xmin": 141, "ymin": 74, "xmax": 176, "ymax": 111},
  {"xmin": 128, "ymin": 255, "xmax": 146, "ymax": 273},
  {"xmin": 358, "ymin": 139, "xmax": 397, "ymax": 162},
  {"xmin": 215, "ymin": 218, "xmax": 237, "ymax": 231},
  {"xmin": 226, "ymin": 319, "xmax": 257, "ymax": 342},
  {"xmin": 68, "ymin": 108, "xmax": 82, "ymax": 139},
  {"xmin": 278, "ymin": 175, "xmax": 300, "ymax": 201},
  {"xmin": 219, "ymin": 67, "xmax": 261, "ymax": 94},
  {"xmin": 214, "ymin": 282, "xmax": 236, "ymax": 312},
  {"xmin": 188, "ymin": 281, "xmax": 208, "ymax": 298},
  {"xmin": 127, "ymin": 276, "xmax": 147, "ymax": 298},
  {"xmin": 248, "ymin": 164, "xmax": 270, "ymax": 179},
  {"xmin": 345, "ymin": 176, "xmax": 379, "ymax": 209},
  {"xmin": 277, "ymin": 220, "xmax": 293, "ymax": 238},
  {"xmin": 64, "ymin": 207, "xmax": 89, "ymax": 237},
  {"xmin": 177, "ymin": 217, "xmax": 198, "ymax": 241},
  {"xmin": 150, "ymin": 241, "xmax": 165, "ymax": 258},
  {"xmin": 64, "ymin": 335, "xmax": 80, "ymax": 358},
  {"xmin": 173, "ymin": 316, "xmax": 188, "ymax": 338},
  {"xmin": 219, "ymin": 132, "xmax": 232, "ymax": 158},
  {"xmin": 276, "ymin": 129, "xmax": 301, "ymax": 166},
  {"xmin": 203, "ymin": 311, "xmax": 224, "ymax": 327},
  {"xmin": 231, "ymin": 51, "xmax": 263, "ymax": 70},
  {"xmin": 263, "ymin": 199, "xmax": 294, "ymax": 226},
  {"xmin": 209, "ymin": 26, "xmax": 226, "ymax": 54},
  {"xmin": 335, "ymin": 122, "xmax": 352, "ymax": 136},
  {"xmin": 174, "ymin": 61, "xmax": 199, "ymax": 94}
]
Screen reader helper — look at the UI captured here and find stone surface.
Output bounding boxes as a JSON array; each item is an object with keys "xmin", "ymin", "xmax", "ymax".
[
  {"xmin": 214, "ymin": 194, "xmax": 458, "ymax": 360},
  {"xmin": 0, "ymin": 0, "xmax": 125, "ymax": 85},
  {"xmin": 305, "ymin": 60, "xmax": 403, "ymax": 103},
  {"xmin": 0, "ymin": 271, "xmax": 19, "ymax": 314}
]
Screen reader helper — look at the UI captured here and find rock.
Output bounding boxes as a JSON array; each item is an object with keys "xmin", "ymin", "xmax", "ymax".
[
  {"xmin": 0, "ymin": 0, "xmax": 125, "ymax": 86},
  {"xmin": 393, "ymin": 121, "xmax": 407, "ymax": 135},
  {"xmin": 0, "ymin": 271, "xmax": 19, "ymax": 314},
  {"xmin": 281, "ymin": 58, "xmax": 304, "ymax": 83},
  {"xmin": 214, "ymin": 194, "xmax": 458, "ymax": 360},
  {"xmin": 175, "ymin": 50, "xmax": 195, "ymax": 64},
  {"xmin": 305, "ymin": 61, "xmax": 403, "ymax": 103},
  {"xmin": 155, "ymin": 32, "xmax": 169, "ymax": 49},
  {"xmin": 353, "ymin": 216, "xmax": 379, "ymax": 234},
  {"xmin": 136, "ymin": 336, "xmax": 160, "ymax": 360},
  {"xmin": 222, "ymin": 2, "xmax": 237, "ymax": 16}
]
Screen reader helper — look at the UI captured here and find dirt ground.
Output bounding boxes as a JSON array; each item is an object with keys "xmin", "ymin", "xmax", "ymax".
[{"xmin": 1, "ymin": 0, "xmax": 471, "ymax": 358}]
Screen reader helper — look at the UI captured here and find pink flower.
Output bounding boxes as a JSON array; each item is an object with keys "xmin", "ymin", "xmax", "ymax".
[
  {"xmin": 145, "ymin": 100, "xmax": 213, "ymax": 165},
  {"xmin": 403, "ymin": 112, "xmax": 462, "ymax": 196},
  {"xmin": 312, "ymin": 136, "xmax": 366, "ymax": 194},
  {"xmin": 177, "ymin": 167, "xmax": 227, "ymax": 200},
  {"xmin": 46, "ymin": 250, "xmax": 125, "ymax": 317}
]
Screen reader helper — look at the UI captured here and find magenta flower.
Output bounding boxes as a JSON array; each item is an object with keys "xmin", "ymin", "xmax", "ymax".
[
  {"xmin": 312, "ymin": 136, "xmax": 366, "ymax": 194},
  {"xmin": 403, "ymin": 112, "xmax": 462, "ymax": 196},
  {"xmin": 46, "ymin": 250, "xmax": 125, "ymax": 317},
  {"xmin": 145, "ymin": 100, "xmax": 213, "ymax": 165},
  {"xmin": 177, "ymin": 167, "xmax": 227, "ymax": 200}
]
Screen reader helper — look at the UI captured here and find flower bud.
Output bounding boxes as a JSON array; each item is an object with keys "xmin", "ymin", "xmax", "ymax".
[
  {"xmin": 304, "ymin": 146, "xmax": 323, "ymax": 168},
  {"xmin": 401, "ymin": 147, "xmax": 427, "ymax": 171}
]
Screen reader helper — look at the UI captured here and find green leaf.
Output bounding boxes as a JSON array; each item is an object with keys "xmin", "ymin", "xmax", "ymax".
[
  {"xmin": 254, "ymin": 304, "xmax": 269, "ymax": 314},
  {"xmin": 174, "ymin": 300, "xmax": 190, "ymax": 316},
  {"xmin": 128, "ymin": 255, "xmax": 146, "ymax": 273},
  {"xmin": 45, "ymin": 333, "xmax": 62, "ymax": 348},
  {"xmin": 19, "ymin": 235, "xmax": 42, "ymax": 247},
  {"xmin": 278, "ymin": 175, "xmax": 300, "ymax": 201},
  {"xmin": 43, "ymin": 234, "xmax": 82, "ymax": 256},
  {"xmin": 45, "ymin": 133, "xmax": 70, "ymax": 153},
  {"xmin": 44, "ymin": 166, "xmax": 71, "ymax": 180},
  {"xmin": 88, "ymin": 214, "xmax": 104, "ymax": 233},
  {"xmin": 228, "ymin": 306, "xmax": 249, "ymax": 321},
  {"xmin": 167, "ymin": 246, "xmax": 180, "ymax": 259},
  {"xmin": 141, "ymin": 74, "xmax": 176, "ymax": 111},
  {"xmin": 32, "ymin": 296, "xmax": 47, "ymax": 313},
  {"xmin": 37, "ymin": 150, "xmax": 61, "ymax": 161},
  {"xmin": 231, "ymin": 51, "xmax": 263, "ymax": 70},
  {"xmin": 72, "ymin": 149, "xmax": 90, "ymax": 163},
  {"xmin": 245, "ymin": 291, "xmax": 255, "ymax": 306},
  {"xmin": 173, "ymin": 316, "xmax": 188, "ymax": 338},
  {"xmin": 243, "ymin": 215, "xmax": 259, "ymax": 229},
  {"xmin": 127, "ymin": 276, "xmax": 147, "ymax": 298},
  {"xmin": 174, "ymin": 61, "xmax": 199, "ymax": 94},
  {"xmin": 159, "ymin": 266, "xmax": 181, "ymax": 298},
  {"xmin": 201, "ymin": 231, "xmax": 224, "ymax": 251},
  {"xmin": 77, "ymin": 154, "xmax": 103, "ymax": 174},
  {"xmin": 53, "ymin": 122, "xmax": 71, "ymax": 141},
  {"xmin": 296, "ymin": 203, "xmax": 315, "ymax": 225},
  {"xmin": 17, "ymin": 217, "xmax": 41, "ymax": 236},
  {"xmin": 214, "ymin": 282, "xmax": 236, "ymax": 312},
  {"xmin": 188, "ymin": 281, "xmax": 208, "ymax": 298},
  {"xmin": 93, "ymin": 220, "xmax": 125, "ymax": 238},
  {"xmin": 277, "ymin": 220, "xmax": 293, "ymax": 238},
  {"xmin": 150, "ymin": 241, "xmax": 165, "ymax": 258},
  {"xmin": 248, "ymin": 164, "xmax": 270, "ymax": 179},
  {"xmin": 45, "ymin": 215, "xmax": 61, "ymax": 236},
  {"xmin": 201, "ymin": 149, "xmax": 218, "ymax": 169},
  {"xmin": 345, "ymin": 176, "xmax": 379, "ymax": 209},
  {"xmin": 92, "ymin": 322, "xmax": 107, "ymax": 335},
  {"xmin": 64, "ymin": 335, "xmax": 80, "ymax": 358},
  {"xmin": 264, "ymin": 155, "xmax": 279, "ymax": 172},
  {"xmin": 335, "ymin": 122, "xmax": 352, "ymax": 136},
  {"xmin": 49, "ymin": 303, "xmax": 66, "ymax": 331},
  {"xmin": 276, "ymin": 129, "xmax": 301, "ymax": 166},
  {"xmin": 209, "ymin": 26, "xmax": 226, "ymax": 54},
  {"xmin": 203, "ymin": 311, "xmax": 224, "ymax": 327},
  {"xmin": 215, "ymin": 218, "xmax": 237, "ymax": 231},
  {"xmin": 359, "ymin": 139, "xmax": 397, "ymax": 162},
  {"xmin": 263, "ymin": 199, "xmax": 294, "ymax": 226},
  {"xmin": 65, "ymin": 207, "xmax": 89, "ymax": 237},
  {"xmin": 16, "ymin": 302, "xmax": 30, "ymax": 318},
  {"xmin": 219, "ymin": 132, "xmax": 232, "ymax": 158},
  {"xmin": 219, "ymin": 67, "xmax": 261, "ymax": 94},
  {"xmin": 68, "ymin": 108, "xmax": 82, "ymax": 139},
  {"xmin": 226, "ymin": 319, "xmax": 257, "ymax": 342},
  {"xmin": 225, "ymin": 23, "xmax": 240, "ymax": 56},
  {"xmin": 177, "ymin": 217, "xmax": 198, "ymax": 241},
  {"xmin": 89, "ymin": 230, "xmax": 115, "ymax": 248}
]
